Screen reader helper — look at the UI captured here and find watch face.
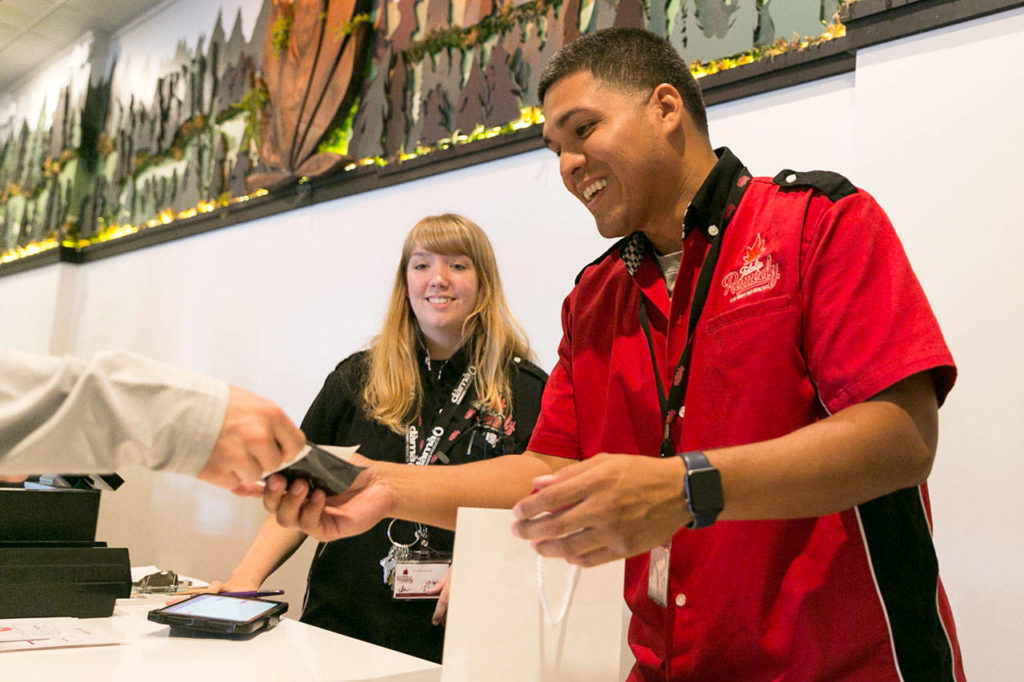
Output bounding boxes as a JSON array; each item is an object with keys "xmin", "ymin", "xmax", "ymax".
[{"xmin": 686, "ymin": 468, "xmax": 724, "ymax": 514}]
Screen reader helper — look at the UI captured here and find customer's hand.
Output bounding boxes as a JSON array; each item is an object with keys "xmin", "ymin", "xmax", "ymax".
[{"xmin": 198, "ymin": 385, "xmax": 305, "ymax": 495}]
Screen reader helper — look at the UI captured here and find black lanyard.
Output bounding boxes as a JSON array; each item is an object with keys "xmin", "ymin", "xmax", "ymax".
[
  {"xmin": 405, "ymin": 365, "xmax": 477, "ymax": 465},
  {"xmin": 639, "ymin": 173, "xmax": 750, "ymax": 458}
]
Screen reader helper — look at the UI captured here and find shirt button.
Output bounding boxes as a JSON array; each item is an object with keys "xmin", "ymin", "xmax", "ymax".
[
  {"xmin": 707, "ymin": 224, "xmax": 719, "ymax": 237},
  {"xmin": 675, "ymin": 593, "xmax": 687, "ymax": 608},
  {"xmin": 785, "ymin": 173, "xmax": 798, "ymax": 184}
]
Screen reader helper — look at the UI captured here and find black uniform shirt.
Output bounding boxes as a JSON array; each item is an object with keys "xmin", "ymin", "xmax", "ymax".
[{"xmin": 298, "ymin": 345, "xmax": 547, "ymax": 663}]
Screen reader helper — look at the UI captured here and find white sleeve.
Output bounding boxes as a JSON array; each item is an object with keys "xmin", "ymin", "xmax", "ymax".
[{"xmin": 0, "ymin": 347, "xmax": 229, "ymax": 477}]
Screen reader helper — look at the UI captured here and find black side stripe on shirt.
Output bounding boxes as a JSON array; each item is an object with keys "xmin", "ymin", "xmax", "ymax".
[{"xmin": 855, "ymin": 487, "xmax": 958, "ymax": 682}]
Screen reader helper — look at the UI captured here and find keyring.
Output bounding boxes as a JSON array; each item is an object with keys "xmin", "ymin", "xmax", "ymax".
[{"xmin": 386, "ymin": 518, "xmax": 425, "ymax": 548}]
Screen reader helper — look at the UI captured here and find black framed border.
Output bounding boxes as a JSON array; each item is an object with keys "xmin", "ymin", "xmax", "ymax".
[
  {"xmin": 0, "ymin": 248, "xmax": 61, "ymax": 276},
  {"xmin": 2, "ymin": 0, "xmax": 1021, "ymax": 278}
]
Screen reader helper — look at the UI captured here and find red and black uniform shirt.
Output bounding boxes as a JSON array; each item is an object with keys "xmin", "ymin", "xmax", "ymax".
[{"xmin": 529, "ymin": 148, "xmax": 964, "ymax": 681}]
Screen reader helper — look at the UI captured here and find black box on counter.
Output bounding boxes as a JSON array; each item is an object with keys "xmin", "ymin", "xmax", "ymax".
[{"xmin": 0, "ymin": 487, "xmax": 131, "ymax": 618}]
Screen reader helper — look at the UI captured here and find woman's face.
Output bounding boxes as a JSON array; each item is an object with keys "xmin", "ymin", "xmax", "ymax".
[{"xmin": 406, "ymin": 246, "xmax": 480, "ymax": 358}]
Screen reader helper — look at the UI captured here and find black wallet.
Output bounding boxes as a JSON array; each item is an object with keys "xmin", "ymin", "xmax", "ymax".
[{"xmin": 266, "ymin": 442, "xmax": 366, "ymax": 496}]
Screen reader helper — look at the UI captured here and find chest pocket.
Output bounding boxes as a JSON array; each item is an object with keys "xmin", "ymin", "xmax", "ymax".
[
  {"xmin": 704, "ymin": 292, "xmax": 794, "ymax": 336},
  {"xmin": 701, "ymin": 188, "xmax": 806, "ymax": 341}
]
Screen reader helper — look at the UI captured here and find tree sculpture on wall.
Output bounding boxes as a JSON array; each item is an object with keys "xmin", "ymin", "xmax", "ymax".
[
  {"xmin": 1, "ymin": 0, "xmax": 848, "ymax": 269},
  {"xmin": 247, "ymin": 0, "xmax": 375, "ymax": 191}
]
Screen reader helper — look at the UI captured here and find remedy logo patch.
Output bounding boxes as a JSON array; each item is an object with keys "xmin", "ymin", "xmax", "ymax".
[{"xmin": 721, "ymin": 234, "xmax": 781, "ymax": 302}]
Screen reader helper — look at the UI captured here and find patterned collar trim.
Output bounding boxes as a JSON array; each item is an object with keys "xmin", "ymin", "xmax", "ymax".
[{"xmin": 619, "ymin": 232, "xmax": 649, "ymax": 277}]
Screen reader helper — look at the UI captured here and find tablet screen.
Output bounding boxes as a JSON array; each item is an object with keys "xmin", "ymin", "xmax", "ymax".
[{"xmin": 161, "ymin": 595, "xmax": 279, "ymax": 623}]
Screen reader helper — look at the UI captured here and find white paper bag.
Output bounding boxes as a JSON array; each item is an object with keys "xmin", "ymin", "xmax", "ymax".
[{"xmin": 441, "ymin": 507, "xmax": 625, "ymax": 682}]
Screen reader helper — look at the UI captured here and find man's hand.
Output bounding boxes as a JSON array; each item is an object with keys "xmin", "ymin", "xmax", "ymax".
[
  {"xmin": 198, "ymin": 385, "xmax": 305, "ymax": 493},
  {"xmin": 511, "ymin": 453, "xmax": 691, "ymax": 566},
  {"xmin": 262, "ymin": 453, "xmax": 394, "ymax": 541}
]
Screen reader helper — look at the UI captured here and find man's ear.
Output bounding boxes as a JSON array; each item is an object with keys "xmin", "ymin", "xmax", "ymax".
[{"xmin": 649, "ymin": 83, "xmax": 685, "ymax": 128}]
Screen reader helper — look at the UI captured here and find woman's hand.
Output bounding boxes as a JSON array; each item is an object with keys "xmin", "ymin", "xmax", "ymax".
[
  {"xmin": 203, "ymin": 578, "xmax": 261, "ymax": 595},
  {"xmin": 428, "ymin": 567, "xmax": 453, "ymax": 625}
]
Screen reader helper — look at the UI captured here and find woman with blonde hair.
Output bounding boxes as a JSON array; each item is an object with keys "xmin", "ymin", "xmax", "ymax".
[{"xmin": 212, "ymin": 214, "xmax": 546, "ymax": 662}]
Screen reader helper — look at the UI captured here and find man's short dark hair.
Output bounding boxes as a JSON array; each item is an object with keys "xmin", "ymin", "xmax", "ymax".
[{"xmin": 538, "ymin": 27, "xmax": 709, "ymax": 137}]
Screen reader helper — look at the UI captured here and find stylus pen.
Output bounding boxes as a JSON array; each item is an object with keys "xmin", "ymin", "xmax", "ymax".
[{"xmin": 220, "ymin": 590, "xmax": 285, "ymax": 598}]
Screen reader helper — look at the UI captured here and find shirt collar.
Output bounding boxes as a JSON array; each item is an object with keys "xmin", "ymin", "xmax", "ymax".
[
  {"xmin": 683, "ymin": 146, "xmax": 748, "ymax": 241},
  {"xmin": 619, "ymin": 232, "xmax": 648, "ymax": 277},
  {"xmin": 420, "ymin": 342, "xmax": 471, "ymax": 387}
]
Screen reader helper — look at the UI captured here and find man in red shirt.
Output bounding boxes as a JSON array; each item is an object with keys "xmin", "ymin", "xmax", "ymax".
[{"xmin": 266, "ymin": 28, "xmax": 964, "ymax": 680}]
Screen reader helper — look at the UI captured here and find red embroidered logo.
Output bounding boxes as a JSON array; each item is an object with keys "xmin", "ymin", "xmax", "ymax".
[{"xmin": 721, "ymin": 234, "xmax": 781, "ymax": 302}]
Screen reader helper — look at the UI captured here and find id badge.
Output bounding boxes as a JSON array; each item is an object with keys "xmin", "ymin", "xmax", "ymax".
[
  {"xmin": 392, "ymin": 559, "xmax": 451, "ymax": 600},
  {"xmin": 648, "ymin": 542, "xmax": 670, "ymax": 607}
]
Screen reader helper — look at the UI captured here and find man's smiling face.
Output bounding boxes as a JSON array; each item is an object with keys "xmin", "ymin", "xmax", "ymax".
[{"xmin": 542, "ymin": 70, "xmax": 671, "ymax": 243}]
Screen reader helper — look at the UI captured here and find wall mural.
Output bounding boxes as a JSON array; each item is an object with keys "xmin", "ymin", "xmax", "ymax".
[{"xmin": 0, "ymin": 0, "xmax": 844, "ymax": 268}]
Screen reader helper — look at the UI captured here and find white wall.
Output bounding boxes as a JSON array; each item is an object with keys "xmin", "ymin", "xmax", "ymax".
[
  {"xmin": 0, "ymin": 263, "xmax": 65, "ymax": 353},
  {"xmin": 855, "ymin": 12, "xmax": 1024, "ymax": 679},
  {"xmin": 1, "ymin": 7, "xmax": 1022, "ymax": 679}
]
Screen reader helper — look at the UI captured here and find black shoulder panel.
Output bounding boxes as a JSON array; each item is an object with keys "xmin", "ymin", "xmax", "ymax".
[
  {"xmin": 773, "ymin": 169, "xmax": 858, "ymax": 202},
  {"xmin": 511, "ymin": 356, "xmax": 549, "ymax": 383},
  {"xmin": 574, "ymin": 234, "xmax": 633, "ymax": 285},
  {"xmin": 334, "ymin": 350, "xmax": 370, "ymax": 378}
]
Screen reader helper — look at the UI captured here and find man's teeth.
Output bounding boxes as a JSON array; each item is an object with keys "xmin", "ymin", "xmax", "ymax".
[{"xmin": 583, "ymin": 179, "xmax": 607, "ymax": 202}]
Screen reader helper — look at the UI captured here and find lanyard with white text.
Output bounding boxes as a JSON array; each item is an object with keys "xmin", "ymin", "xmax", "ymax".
[
  {"xmin": 404, "ymin": 365, "xmax": 477, "ymax": 466},
  {"xmin": 386, "ymin": 364, "xmax": 473, "ymax": 587},
  {"xmin": 639, "ymin": 175, "xmax": 751, "ymax": 458}
]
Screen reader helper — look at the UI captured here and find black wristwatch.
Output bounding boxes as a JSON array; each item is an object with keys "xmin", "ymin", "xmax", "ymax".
[{"xmin": 679, "ymin": 451, "xmax": 724, "ymax": 529}]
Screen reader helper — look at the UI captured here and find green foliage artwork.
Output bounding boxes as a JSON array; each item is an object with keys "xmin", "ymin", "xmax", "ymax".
[{"xmin": 0, "ymin": 0, "xmax": 843, "ymax": 268}]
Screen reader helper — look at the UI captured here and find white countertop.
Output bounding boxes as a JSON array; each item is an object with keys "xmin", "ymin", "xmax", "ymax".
[{"xmin": 1, "ymin": 595, "xmax": 441, "ymax": 682}]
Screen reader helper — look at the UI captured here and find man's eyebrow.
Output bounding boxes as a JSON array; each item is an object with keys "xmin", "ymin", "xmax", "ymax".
[
  {"xmin": 542, "ymin": 106, "xmax": 590, "ymax": 150},
  {"xmin": 553, "ymin": 106, "xmax": 588, "ymax": 130}
]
